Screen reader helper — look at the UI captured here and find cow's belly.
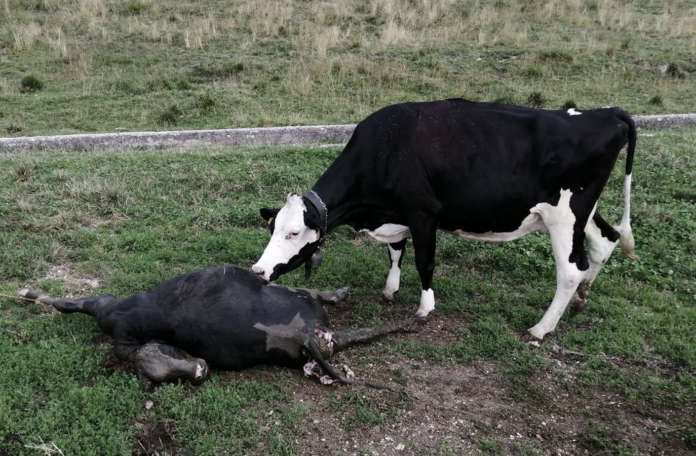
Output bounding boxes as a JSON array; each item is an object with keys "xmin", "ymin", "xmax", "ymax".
[
  {"xmin": 443, "ymin": 211, "xmax": 548, "ymax": 242},
  {"xmin": 362, "ymin": 212, "xmax": 549, "ymax": 244},
  {"xmin": 362, "ymin": 223, "xmax": 411, "ymax": 243}
]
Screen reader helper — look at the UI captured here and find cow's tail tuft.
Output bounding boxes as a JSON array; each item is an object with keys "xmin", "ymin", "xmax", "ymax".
[{"xmin": 616, "ymin": 110, "xmax": 638, "ymax": 261}]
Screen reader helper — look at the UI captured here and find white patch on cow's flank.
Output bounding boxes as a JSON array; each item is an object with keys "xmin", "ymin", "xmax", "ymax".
[
  {"xmin": 416, "ymin": 288, "xmax": 435, "ymax": 317},
  {"xmin": 362, "ymin": 223, "xmax": 411, "ymax": 243},
  {"xmin": 382, "ymin": 244, "xmax": 403, "ymax": 300},
  {"xmin": 567, "ymin": 108, "xmax": 582, "ymax": 116}
]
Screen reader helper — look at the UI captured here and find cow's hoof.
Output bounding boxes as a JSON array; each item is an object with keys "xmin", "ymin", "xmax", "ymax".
[
  {"xmin": 380, "ymin": 292, "xmax": 395, "ymax": 303},
  {"xmin": 414, "ymin": 315, "xmax": 430, "ymax": 326},
  {"xmin": 521, "ymin": 332, "xmax": 543, "ymax": 345},
  {"xmin": 333, "ymin": 287, "xmax": 351, "ymax": 303}
]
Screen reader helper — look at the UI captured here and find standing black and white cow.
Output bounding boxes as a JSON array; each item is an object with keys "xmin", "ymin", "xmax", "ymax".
[{"xmin": 252, "ymin": 99, "xmax": 637, "ymax": 340}]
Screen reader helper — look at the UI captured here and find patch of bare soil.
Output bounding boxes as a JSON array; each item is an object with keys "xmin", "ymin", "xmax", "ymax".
[
  {"xmin": 44, "ymin": 264, "xmax": 100, "ymax": 294},
  {"xmin": 227, "ymin": 314, "xmax": 695, "ymax": 456},
  {"xmin": 132, "ymin": 420, "xmax": 193, "ymax": 456}
]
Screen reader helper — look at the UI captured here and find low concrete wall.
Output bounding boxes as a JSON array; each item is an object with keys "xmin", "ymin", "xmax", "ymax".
[{"xmin": 1, "ymin": 114, "xmax": 694, "ymax": 152}]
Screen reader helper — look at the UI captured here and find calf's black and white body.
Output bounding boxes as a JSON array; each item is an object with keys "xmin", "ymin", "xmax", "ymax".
[
  {"xmin": 252, "ymin": 99, "xmax": 637, "ymax": 340},
  {"xmin": 21, "ymin": 266, "xmax": 413, "ymax": 388}
]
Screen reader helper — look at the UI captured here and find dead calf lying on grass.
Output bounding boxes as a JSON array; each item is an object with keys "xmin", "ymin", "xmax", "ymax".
[{"xmin": 21, "ymin": 265, "xmax": 415, "ymax": 391}]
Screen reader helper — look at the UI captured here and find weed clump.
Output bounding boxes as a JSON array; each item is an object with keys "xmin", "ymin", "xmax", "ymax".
[
  {"xmin": 648, "ymin": 95, "xmax": 663, "ymax": 106},
  {"xmin": 537, "ymin": 49, "xmax": 573, "ymax": 64},
  {"xmin": 561, "ymin": 100, "xmax": 577, "ymax": 110},
  {"xmin": 122, "ymin": 0, "xmax": 149, "ymax": 15},
  {"xmin": 665, "ymin": 63, "xmax": 684, "ymax": 79},
  {"xmin": 197, "ymin": 93, "xmax": 216, "ymax": 112},
  {"xmin": 192, "ymin": 63, "xmax": 244, "ymax": 81},
  {"xmin": 4, "ymin": 122, "xmax": 24, "ymax": 134},
  {"xmin": 157, "ymin": 105, "xmax": 183, "ymax": 126},
  {"xmin": 13, "ymin": 163, "xmax": 34, "ymax": 182},
  {"xmin": 20, "ymin": 74, "xmax": 44, "ymax": 92},
  {"xmin": 492, "ymin": 95, "xmax": 516, "ymax": 105},
  {"xmin": 523, "ymin": 66, "xmax": 542, "ymax": 78},
  {"xmin": 525, "ymin": 92, "xmax": 545, "ymax": 108}
]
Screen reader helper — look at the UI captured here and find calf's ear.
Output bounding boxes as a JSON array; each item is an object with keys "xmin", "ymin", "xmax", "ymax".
[{"xmin": 260, "ymin": 208, "xmax": 280, "ymax": 223}]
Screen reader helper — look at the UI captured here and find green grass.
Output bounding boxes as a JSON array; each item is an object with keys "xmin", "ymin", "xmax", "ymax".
[
  {"xmin": 1, "ymin": 0, "xmax": 695, "ymax": 137},
  {"xmin": 1, "ymin": 129, "xmax": 695, "ymax": 454}
]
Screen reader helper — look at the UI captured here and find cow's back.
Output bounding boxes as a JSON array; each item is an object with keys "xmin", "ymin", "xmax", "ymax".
[{"xmin": 317, "ymin": 99, "xmax": 630, "ymax": 233}]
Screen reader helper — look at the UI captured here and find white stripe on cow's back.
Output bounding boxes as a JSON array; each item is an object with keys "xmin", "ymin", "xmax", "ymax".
[{"xmin": 567, "ymin": 108, "xmax": 582, "ymax": 116}]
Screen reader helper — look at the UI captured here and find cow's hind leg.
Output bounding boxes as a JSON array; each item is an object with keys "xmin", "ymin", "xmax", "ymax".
[
  {"xmin": 528, "ymin": 191, "xmax": 589, "ymax": 340},
  {"xmin": 570, "ymin": 210, "xmax": 621, "ymax": 315},
  {"xmin": 19, "ymin": 288, "xmax": 117, "ymax": 315},
  {"xmin": 382, "ymin": 238, "xmax": 408, "ymax": 302},
  {"xmin": 134, "ymin": 342, "xmax": 209, "ymax": 390}
]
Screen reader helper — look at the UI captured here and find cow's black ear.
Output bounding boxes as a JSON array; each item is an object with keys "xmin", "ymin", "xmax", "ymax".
[{"xmin": 260, "ymin": 208, "xmax": 280, "ymax": 223}]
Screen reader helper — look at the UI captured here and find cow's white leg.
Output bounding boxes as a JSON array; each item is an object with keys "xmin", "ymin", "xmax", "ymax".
[
  {"xmin": 417, "ymin": 288, "xmax": 435, "ymax": 317},
  {"xmin": 528, "ymin": 190, "xmax": 586, "ymax": 340},
  {"xmin": 382, "ymin": 239, "xmax": 407, "ymax": 301}
]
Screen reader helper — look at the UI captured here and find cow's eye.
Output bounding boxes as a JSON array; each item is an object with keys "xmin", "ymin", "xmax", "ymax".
[{"xmin": 285, "ymin": 231, "xmax": 300, "ymax": 240}]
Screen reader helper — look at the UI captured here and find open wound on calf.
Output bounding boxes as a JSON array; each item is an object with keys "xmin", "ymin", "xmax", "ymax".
[{"xmin": 303, "ymin": 325, "xmax": 340, "ymax": 385}]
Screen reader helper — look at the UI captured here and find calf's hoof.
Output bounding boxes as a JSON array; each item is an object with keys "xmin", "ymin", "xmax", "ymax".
[
  {"xmin": 191, "ymin": 360, "xmax": 209, "ymax": 385},
  {"xmin": 332, "ymin": 287, "xmax": 351, "ymax": 303}
]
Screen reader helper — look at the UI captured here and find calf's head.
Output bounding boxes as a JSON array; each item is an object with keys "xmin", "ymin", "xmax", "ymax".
[{"xmin": 252, "ymin": 193, "xmax": 325, "ymax": 281}]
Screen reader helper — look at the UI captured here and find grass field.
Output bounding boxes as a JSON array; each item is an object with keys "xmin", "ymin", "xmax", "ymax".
[
  {"xmin": 1, "ymin": 128, "xmax": 695, "ymax": 455},
  {"xmin": 1, "ymin": 0, "xmax": 695, "ymax": 137}
]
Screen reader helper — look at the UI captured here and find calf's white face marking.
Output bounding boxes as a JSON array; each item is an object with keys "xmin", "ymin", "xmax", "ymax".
[{"xmin": 252, "ymin": 194, "xmax": 319, "ymax": 281}]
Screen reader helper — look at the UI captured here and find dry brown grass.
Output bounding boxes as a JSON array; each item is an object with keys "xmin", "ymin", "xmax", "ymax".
[{"xmin": 4, "ymin": 0, "xmax": 694, "ymax": 59}]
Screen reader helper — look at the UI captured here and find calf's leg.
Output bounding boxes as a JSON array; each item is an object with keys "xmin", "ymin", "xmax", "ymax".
[
  {"xmin": 135, "ymin": 342, "xmax": 208, "ymax": 390},
  {"xmin": 19, "ymin": 288, "xmax": 118, "ymax": 316}
]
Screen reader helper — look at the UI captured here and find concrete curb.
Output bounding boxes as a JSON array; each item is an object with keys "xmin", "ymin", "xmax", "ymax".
[{"xmin": 1, "ymin": 114, "xmax": 694, "ymax": 152}]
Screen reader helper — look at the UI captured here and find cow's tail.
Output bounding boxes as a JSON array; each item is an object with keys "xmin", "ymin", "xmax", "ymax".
[{"xmin": 616, "ymin": 110, "xmax": 638, "ymax": 261}]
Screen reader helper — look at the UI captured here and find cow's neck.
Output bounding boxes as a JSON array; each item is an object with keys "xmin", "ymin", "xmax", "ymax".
[{"xmin": 310, "ymin": 157, "xmax": 366, "ymax": 234}]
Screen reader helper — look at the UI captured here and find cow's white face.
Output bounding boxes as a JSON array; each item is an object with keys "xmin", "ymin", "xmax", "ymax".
[{"xmin": 252, "ymin": 194, "xmax": 321, "ymax": 281}]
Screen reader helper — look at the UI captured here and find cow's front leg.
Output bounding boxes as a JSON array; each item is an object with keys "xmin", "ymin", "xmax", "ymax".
[
  {"xmin": 134, "ymin": 342, "xmax": 209, "ymax": 389},
  {"xmin": 382, "ymin": 238, "xmax": 408, "ymax": 301},
  {"xmin": 410, "ymin": 217, "xmax": 438, "ymax": 318}
]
